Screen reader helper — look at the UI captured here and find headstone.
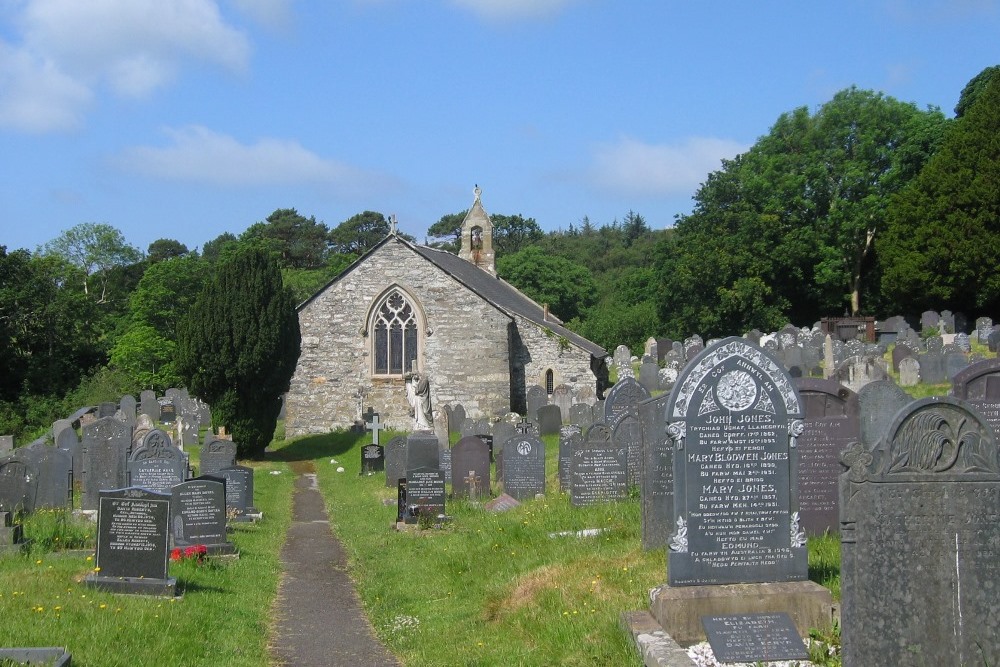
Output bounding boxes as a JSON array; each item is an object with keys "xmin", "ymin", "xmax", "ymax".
[
  {"xmin": 926, "ymin": 334, "xmax": 944, "ymax": 354},
  {"xmin": 54, "ymin": 425, "xmax": 80, "ymax": 476},
  {"xmin": 364, "ymin": 410, "xmax": 384, "ymax": 445},
  {"xmin": 990, "ymin": 327, "xmax": 1000, "ymax": 353},
  {"xmin": 526, "ymin": 385, "xmax": 547, "ymax": 422},
  {"xmin": 946, "ymin": 351, "xmax": 970, "ymax": 379},
  {"xmin": 918, "ymin": 351, "xmax": 947, "ymax": 384},
  {"xmin": 438, "ymin": 444, "xmax": 452, "ymax": 481},
  {"xmin": 81, "ymin": 416, "xmax": 130, "ymax": 511},
  {"xmin": 361, "ymin": 444, "xmax": 385, "ymax": 474},
  {"xmin": 85, "ymin": 487, "xmax": 176, "ymax": 596},
  {"xmin": 447, "ymin": 404, "xmax": 466, "ymax": 434},
  {"xmin": 793, "ymin": 378, "xmax": 859, "ymax": 534},
  {"xmin": 24, "ymin": 445, "xmax": 72, "ymax": 510},
  {"xmin": 840, "ymin": 397, "xmax": 1000, "ymax": 665},
  {"xmin": 834, "ymin": 355, "xmax": 889, "ymax": 393},
  {"xmin": 613, "ymin": 344, "xmax": 632, "ymax": 369},
  {"xmin": 384, "ymin": 436, "xmax": 407, "ymax": 488},
  {"xmin": 128, "ymin": 429, "xmax": 185, "ymax": 492},
  {"xmin": 569, "ymin": 403, "xmax": 593, "ymax": 429},
  {"xmin": 891, "ymin": 343, "xmax": 916, "ymax": 372},
  {"xmin": 0, "ymin": 456, "xmax": 36, "ymax": 514},
  {"xmin": 639, "ymin": 359, "xmax": 659, "ymax": 394},
  {"xmin": 639, "ymin": 393, "xmax": 672, "ymax": 550},
  {"xmin": 584, "ymin": 422, "xmax": 612, "ymax": 443},
  {"xmin": 569, "ymin": 437, "xmax": 626, "ymax": 506},
  {"xmin": 159, "ymin": 401, "xmax": 176, "ymax": 424},
  {"xmin": 396, "ymin": 479, "xmax": 408, "ymax": 523},
  {"xmin": 558, "ymin": 426, "xmax": 582, "ymax": 492},
  {"xmin": 170, "ymin": 477, "xmax": 235, "ymax": 555},
  {"xmin": 611, "ymin": 412, "xmax": 642, "ymax": 486},
  {"xmin": 405, "ymin": 432, "xmax": 440, "ymax": 472},
  {"xmin": 404, "ymin": 466, "xmax": 445, "ymax": 520},
  {"xmin": 219, "ymin": 465, "xmax": 257, "ymax": 519},
  {"xmin": 199, "ymin": 438, "xmax": 237, "ymax": 477},
  {"xmin": 550, "ymin": 385, "xmax": 573, "ymax": 419},
  {"xmin": 919, "ymin": 310, "xmax": 940, "ymax": 332},
  {"xmin": 666, "ymin": 337, "xmax": 807, "ymax": 585},
  {"xmin": 451, "ymin": 437, "xmax": 490, "ymax": 499},
  {"xmin": 857, "ymin": 380, "xmax": 912, "ymax": 448},
  {"xmin": 955, "ymin": 332, "xmax": 972, "ymax": 353},
  {"xmin": 898, "ymin": 356, "xmax": 920, "ymax": 387},
  {"xmin": 701, "ymin": 613, "xmax": 808, "ymax": 664},
  {"xmin": 119, "ymin": 394, "xmax": 137, "ymax": 422},
  {"xmin": 97, "ymin": 402, "xmax": 117, "ymax": 419},
  {"xmin": 536, "ymin": 404, "xmax": 562, "ymax": 436},
  {"xmin": 977, "ymin": 317, "xmax": 994, "ymax": 344},
  {"xmin": 501, "ymin": 435, "xmax": 545, "ymax": 500},
  {"xmin": 952, "ymin": 358, "xmax": 1000, "ymax": 436},
  {"xmin": 603, "ymin": 376, "xmax": 650, "ymax": 425}
]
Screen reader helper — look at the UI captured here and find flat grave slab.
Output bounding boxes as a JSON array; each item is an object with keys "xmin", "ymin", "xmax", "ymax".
[{"xmin": 701, "ymin": 613, "xmax": 808, "ymax": 663}]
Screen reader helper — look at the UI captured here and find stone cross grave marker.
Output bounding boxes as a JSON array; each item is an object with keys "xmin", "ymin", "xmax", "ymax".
[
  {"xmin": 364, "ymin": 409, "xmax": 384, "ymax": 445},
  {"xmin": 666, "ymin": 337, "xmax": 808, "ymax": 586},
  {"xmin": 839, "ymin": 396, "xmax": 1000, "ymax": 665}
]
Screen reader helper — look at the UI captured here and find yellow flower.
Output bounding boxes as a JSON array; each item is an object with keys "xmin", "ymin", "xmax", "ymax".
[
  {"xmin": 36, "ymin": 559, "xmax": 42, "ymax": 564},
  {"xmin": 99, "ymin": 604, "xmax": 107, "ymax": 609},
  {"xmin": 93, "ymin": 567, "xmax": 101, "ymax": 572},
  {"xmin": 85, "ymin": 556, "xmax": 93, "ymax": 562}
]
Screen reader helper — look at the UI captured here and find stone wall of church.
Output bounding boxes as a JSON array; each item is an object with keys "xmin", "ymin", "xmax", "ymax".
[
  {"xmin": 510, "ymin": 313, "xmax": 599, "ymax": 411},
  {"xmin": 286, "ymin": 239, "xmax": 512, "ymax": 436}
]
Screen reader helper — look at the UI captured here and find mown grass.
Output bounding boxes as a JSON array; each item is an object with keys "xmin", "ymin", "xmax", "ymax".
[
  {"xmin": 0, "ymin": 444, "xmax": 293, "ymax": 667},
  {"xmin": 274, "ymin": 429, "xmax": 843, "ymax": 666}
]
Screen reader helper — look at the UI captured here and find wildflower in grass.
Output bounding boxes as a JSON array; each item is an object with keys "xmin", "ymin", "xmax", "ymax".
[
  {"xmin": 99, "ymin": 604, "xmax": 107, "ymax": 609},
  {"xmin": 36, "ymin": 559, "xmax": 42, "ymax": 564},
  {"xmin": 85, "ymin": 556, "xmax": 92, "ymax": 562}
]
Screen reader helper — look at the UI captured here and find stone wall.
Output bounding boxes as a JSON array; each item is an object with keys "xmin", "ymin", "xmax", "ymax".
[
  {"xmin": 286, "ymin": 239, "xmax": 512, "ymax": 435},
  {"xmin": 509, "ymin": 313, "xmax": 598, "ymax": 412}
]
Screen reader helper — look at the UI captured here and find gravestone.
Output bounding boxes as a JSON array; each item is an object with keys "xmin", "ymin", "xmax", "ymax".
[
  {"xmin": 460, "ymin": 418, "xmax": 490, "ymax": 438},
  {"xmin": 405, "ymin": 466, "xmax": 445, "ymax": 520},
  {"xmin": 839, "ymin": 397, "xmax": 1000, "ymax": 665},
  {"xmin": 603, "ymin": 376, "xmax": 650, "ymax": 425},
  {"xmin": 952, "ymin": 358, "xmax": 1000, "ymax": 436},
  {"xmin": 639, "ymin": 393, "xmax": 672, "ymax": 550},
  {"xmin": 570, "ymin": 438, "xmax": 626, "ymax": 506},
  {"xmin": 199, "ymin": 438, "xmax": 237, "ymax": 477},
  {"xmin": 702, "ymin": 613, "xmax": 808, "ymax": 663},
  {"xmin": 898, "ymin": 356, "xmax": 920, "ymax": 387},
  {"xmin": 526, "ymin": 385, "xmax": 547, "ymax": 422},
  {"xmin": 584, "ymin": 422, "xmax": 612, "ymax": 443},
  {"xmin": 501, "ymin": 435, "xmax": 545, "ymax": 500},
  {"xmin": 170, "ymin": 477, "xmax": 235, "ymax": 555},
  {"xmin": 558, "ymin": 426, "xmax": 582, "ymax": 491},
  {"xmin": 159, "ymin": 401, "xmax": 176, "ymax": 424},
  {"xmin": 857, "ymin": 380, "xmax": 912, "ymax": 448},
  {"xmin": 54, "ymin": 425, "xmax": 81, "ymax": 476},
  {"xmin": 918, "ymin": 350, "xmax": 947, "ymax": 384},
  {"xmin": 384, "ymin": 436, "xmax": 407, "ymax": 488},
  {"xmin": 639, "ymin": 359, "xmax": 659, "ymax": 394},
  {"xmin": 447, "ymin": 404, "xmax": 466, "ymax": 434},
  {"xmin": 364, "ymin": 410, "xmax": 384, "ymax": 445},
  {"xmin": 666, "ymin": 337, "xmax": 807, "ymax": 585},
  {"xmin": 946, "ymin": 351, "xmax": 970, "ymax": 379},
  {"xmin": 0, "ymin": 457, "xmax": 36, "ymax": 514},
  {"xmin": 361, "ymin": 444, "xmax": 385, "ymax": 474},
  {"xmin": 396, "ymin": 479, "xmax": 408, "ymax": 523},
  {"xmin": 920, "ymin": 310, "xmax": 940, "ymax": 332},
  {"xmin": 81, "ymin": 416, "xmax": 130, "ymax": 511},
  {"xmin": 550, "ymin": 385, "xmax": 572, "ymax": 418},
  {"xmin": 536, "ymin": 404, "xmax": 562, "ymax": 435},
  {"xmin": 569, "ymin": 403, "xmax": 593, "ymax": 429},
  {"xmin": 97, "ymin": 402, "xmax": 117, "ymax": 419},
  {"xmin": 613, "ymin": 344, "xmax": 632, "ymax": 369},
  {"xmin": 491, "ymin": 423, "xmax": 514, "ymax": 481},
  {"xmin": 85, "ymin": 487, "xmax": 176, "ymax": 596},
  {"xmin": 955, "ymin": 332, "xmax": 972, "ymax": 353},
  {"xmin": 793, "ymin": 379, "xmax": 859, "ymax": 534},
  {"xmin": 438, "ymin": 444, "xmax": 452, "ymax": 481},
  {"xmin": 219, "ymin": 465, "xmax": 257, "ymax": 520},
  {"xmin": 119, "ymin": 395, "xmax": 137, "ymax": 423},
  {"xmin": 891, "ymin": 343, "xmax": 916, "ymax": 372},
  {"xmin": 128, "ymin": 429, "xmax": 186, "ymax": 492},
  {"xmin": 24, "ymin": 445, "xmax": 72, "ymax": 510},
  {"xmin": 405, "ymin": 432, "xmax": 440, "ymax": 472},
  {"xmin": 451, "ymin": 436, "xmax": 490, "ymax": 499},
  {"xmin": 834, "ymin": 355, "xmax": 888, "ymax": 393},
  {"xmin": 977, "ymin": 317, "xmax": 994, "ymax": 344},
  {"xmin": 611, "ymin": 412, "xmax": 642, "ymax": 487}
]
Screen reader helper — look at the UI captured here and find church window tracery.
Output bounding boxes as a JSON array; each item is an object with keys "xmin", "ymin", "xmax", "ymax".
[{"xmin": 372, "ymin": 289, "xmax": 418, "ymax": 375}]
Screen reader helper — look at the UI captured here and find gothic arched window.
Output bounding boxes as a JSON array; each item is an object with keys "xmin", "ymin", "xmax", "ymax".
[
  {"xmin": 545, "ymin": 369, "xmax": 554, "ymax": 395},
  {"xmin": 372, "ymin": 289, "xmax": 419, "ymax": 376}
]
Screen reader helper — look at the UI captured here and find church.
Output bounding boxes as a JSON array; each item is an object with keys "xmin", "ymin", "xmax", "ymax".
[{"xmin": 284, "ymin": 187, "xmax": 609, "ymax": 436}]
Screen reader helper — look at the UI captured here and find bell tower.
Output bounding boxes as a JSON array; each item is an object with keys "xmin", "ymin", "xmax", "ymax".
[{"xmin": 458, "ymin": 185, "xmax": 495, "ymax": 274}]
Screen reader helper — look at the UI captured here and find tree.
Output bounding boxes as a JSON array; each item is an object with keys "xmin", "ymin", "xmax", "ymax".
[
  {"xmin": 955, "ymin": 65, "xmax": 1000, "ymax": 118},
  {"xmin": 426, "ymin": 211, "xmax": 466, "ymax": 252},
  {"xmin": 329, "ymin": 211, "xmax": 389, "ymax": 256},
  {"xmin": 879, "ymin": 68, "xmax": 1000, "ymax": 315},
  {"xmin": 491, "ymin": 214, "xmax": 543, "ymax": 256},
  {"xmin": 147, "ymin": 238, "xmax": 190, "ymax": 263},
  {"xmin": 241, "ymin": 209, "xmax": 331, "ymax": 269},
  {"xmin": 201, "ymin": 232, "xmax": 239, "ymax": 263},
  {"xmin": 497, "ymin": 246, "xmax": 597, "ymax": 322},
  {"xmin": 177, "ymin": 247, "xmax": 300, "ymax": 457},
  {"xmin": 40, "ymin": 222, "xmax": 142, "ymax": 302}
]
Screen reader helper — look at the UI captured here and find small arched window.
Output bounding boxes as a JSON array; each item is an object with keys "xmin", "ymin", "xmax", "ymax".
[
  {"xmin": 545, "ymin": 369, "xmax": 554, "ymax": 395},
  {"xmin": 372, "ymin": 289, "xmax": 418, "ymax": 375}
]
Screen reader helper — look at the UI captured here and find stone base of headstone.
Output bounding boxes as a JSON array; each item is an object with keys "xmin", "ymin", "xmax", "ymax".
[
  {"xmin": 0, "ymin": 648, "xmax": 71, "ymax": 666},
  {"xmin": 619, "ymin": 610, "xmax": 697, "ymax": 667},
  {"xmin": 0, "ymin": 513, "xmax": 28, "ymax": 554},
  {"xmin": 84, "ymin": 573, "xmax": 178, "ymax": 597},
  {"xmin": 647, "ymin": 581, "xmax": 833, "ymax": 647}
]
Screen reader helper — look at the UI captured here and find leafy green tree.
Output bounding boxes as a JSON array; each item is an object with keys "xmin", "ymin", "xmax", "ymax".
[
  {"xmin": 177, "ymin": 246, "xmax": 300, "ymax": 457},
  {"xmin": 955, "ymin": 65, "xmax": 1000, "ymax": 118},
  {"xmin": 879, "ymin": 68, "xmax": 1000, "ymax": 315},
  {"xmin": 497, "ymin": 246, "xmax": 597, "ymax": 322},
  {"xmin": 147, "ymin": 238, "xmax": 190, "ymax": 263},
  {"xmin": 426, "ymin": 211, "xmax": 466, "ymax": 252},
  {"xmin": 491, "ymin": 214, "xmax": 544, "ymax": 256},
  {"xmin": 571, "ymin": 300, "xmax": 660, "ymax": 355},
  {"xmin": 201, "ymin": 232, "xmax": 239, "ymax": 263},
  {"xmin": 329, "ymin": 211, "xmax": 389, "ymax": 256},
  {"xmin": 40, "ymin": 222, "xmax": 142, "ymax": 302},
  {"xmin": 241, "ymin": 209, "xmax": 331, "ymax": 269}
]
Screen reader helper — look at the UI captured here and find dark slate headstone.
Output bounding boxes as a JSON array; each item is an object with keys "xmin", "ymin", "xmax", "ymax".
[
  {"xmin": 460, "ymin": 418, "xmax": 490, "ymax": 438},
  {"xmin": 384, "ymin": 436, "xmax": 407, "ymax": 488},
  {"xmin": 569, "ymin": 403, "xmax": 594, "ymax": 429},
  {"xmin": 200, "ymin": 438, "xmax": 237, "ymax": 477},
  {"xmin": 570, "ymin": 438, "xmax": 627, "ymax": 506},
  {"xmin": 502, "ymin": 435, "xmax": 545, "ymax": 500},
  {"xmin": 405, "ymin": 466, "xmax": 445, "ymax": 519},
  {"xmin": 952, "ymin": 358, "xmax": 1000, "ymax": 436},
  {"xmin": 447, "ymin": 404, "xmax": 466, "ymax": 434},
  {"xmin": 946, "ymin": 351, "xmax": 970, "ymax": 380},
  {"xmin": 858, "ymin": 380, "xmax": 912, "ymax": 448},
  {"xmin": 702, "ymin": 613, "xmax": 808, "ymax": 663},
  {"xmin": 128, "ymin": 429, "xmax": 185, "ymax": 492},
  {"xmin": 170, "ymin": 477, "xmax": 234, "ymax": 554},
  {"xmin": 558, "ymin": 426, "xmax": 582, "ymax": 492},
  {"xmin": 840, "ymin": 397, "xmax": 1000, "ymax": 666},
  {"xmin": 81, "ymin": 416, "xmax": 130, "ymax": 511},
  {"xmin": 361, "ymin": 444, "xmax": 385, "ymax": 474},
  {"xmin": 611, "ymin": 412, "xmax": 642, "ymax": 487},
  {"xmin": 0, "ymin": 457, "xmax": 36, "ymax": 514},
  {"xmin": 54, "ymin": 425, "xmax": 80, "ymax": 476},
  {"xmin": 639, "ymin": 393, "xmax": 672, "ymax": 550},
  {"xmin": 97, "ymin": 402, "xmax": 117, "ymax": 419},
  {"xmin": 666, "ymin": 337, "xmax": 807, "ymax": 586},
  {"xmin": 920, "ymin": 310, "xmax": 940, "ymax": 331},
  {"xmin": 793, "ymin": 378, "xmax": 859, "ymax": 534},
  {"xmin": 526, "ymin": 385, "xmax": 547, "ymax": 421},
  {"xmin": 405, "ymin": 432, "xmax": 440, "ymax": 472},
  {"xmin": 451, "ymin": 436, "xmax": 490, "ymax": 499},
  {"xmin": 891, "ymin": 343, "xmax": 916, "ymax": 372},
  {"xmin": 159, "ymin": 402, "xmax": 177, "ymax": 424},
  {"xmin": 990, "ymin": 327, "xmax": 1000, "ymax": 353},
  {"xmin": 396, "ymin": 479, "xmax": 408, "ymax": 523},
  {"xmin": 139, "ymin": 390, "xmax": 158, "ymax": 419},
  {"xmin": 219, "ymin": 465, "xmax": 256, "ymax": 518},
  {"xmin": 25, "ymin": 445, "xmax": 72, "ymax": 510},
  {"xmin": 119, "ymin": 395, "xmax": 137, "ymax": 422},
  {"xmin": 584, "ymin": 422, "xmax": 612, "ymax": 443},
  {"xmin": 438, "ymin": 444, "xmax": 452, "ymax": 481},
  {"xmin": 603, "ymin": 376, "xmax": 650, "ymax": 425},
  {"xmin": 639, "ymin": 359, "xmax": 659, "ymax": 394},
  {"xmin": 87, "ymin": 487, "xmax": 176, "ymax": 596},
  {"xmin": 536, "ymin": 404, "xmax": 562, "ymax": 436}
]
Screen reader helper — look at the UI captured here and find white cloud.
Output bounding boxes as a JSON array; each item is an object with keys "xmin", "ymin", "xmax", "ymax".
[
  {"xmin": 589, "ymin": 136, "xmax": 750, "ymax": 197},
  {"xmin": 115, "ymin": 125, "xmax": 391, "ymax": 194},
  {"xmin": 0, "ymin": 40, "xmax": 92, "ymax": 132},
  {"xmin": 227, "ymin": 0, "xmax": 293, "ymax": 30},
  {"xmin": 0, "ymin": 0, "xmax": 251, "ymax": 131},
  {"xmin": 448, "ymin": 0, "xmax": 581, "ymax": 21}
]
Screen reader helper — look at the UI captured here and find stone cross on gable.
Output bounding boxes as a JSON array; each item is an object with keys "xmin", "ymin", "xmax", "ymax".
[
  {"xmin": 464, "ymin": 470, "xmax": 481, "ymax": 500},
  {"xmin": 389, "ymin": 214, "xmax": 398, "ymax": 235},
  {"xmin": 365, "ymin": 410, "xmax": 383, "ymax": 446},
  {"xmin": 515, "ymin": 417, "xmax": 531, "ymax": 434}
]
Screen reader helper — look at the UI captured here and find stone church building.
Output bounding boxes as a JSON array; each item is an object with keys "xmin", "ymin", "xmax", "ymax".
[{"xmin": 285, "ymin": 188, "xmax": 609, "ymax": 436}]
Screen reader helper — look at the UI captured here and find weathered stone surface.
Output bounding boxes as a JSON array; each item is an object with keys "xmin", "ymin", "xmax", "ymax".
[
  {"xmin": 200, "ymin": 438, "xmax": 237, "ymax": 477},
  {"xmin": 952, "ymin": 358, "xmax": 1000, "ymax": 436},
  {"xmin": 898, "ymin": 356, "xmax": 920, "ymax": 386},
  {"xmin": 570, "ymin": 437, "xmax": 626, "ymax": 506},
  {"xmin": 858, "ymin": 380, "xmax": 911, "ymax": 448},
  {"xmin": 405, "ymin": 432, "xmax": 440, "ymax": 472},
  {"xmin": 558, "ymin": 426, "xmax": 582, "ymax": 491},
  {"xmin": 839, "ymin": 397, "xmax": 1000, "ymax": 666},
  {"xmin": 81, "ymin": 417, "xmax": 130, "ymax": 511},
  {"xmin": 640, "ymin": 394, "xmax": 672, "ymax": 550},
  {"xmin": 536, "ymin": 404, "xmax": 562, "ymax": 435},
  {"xmin": 501, "ymin": 435, "xmax": 545, "ymax": 500},
  {"xmin": 451, "ymin": 436, "xmax": 490, "ymax": 499},
  {"xmin": 666, "ymin": 337, "xmax": 807, "ymax": 586}
]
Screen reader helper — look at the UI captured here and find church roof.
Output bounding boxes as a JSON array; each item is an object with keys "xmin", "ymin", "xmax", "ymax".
[{"xmin": 410, "ymin": 242, "xmax": 607, "ymax": 358}]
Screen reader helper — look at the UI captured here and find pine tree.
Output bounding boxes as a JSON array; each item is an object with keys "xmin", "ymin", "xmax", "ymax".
[{"xmin": 177, "ymin": 246, "xmax": 300, "ymax": 457}]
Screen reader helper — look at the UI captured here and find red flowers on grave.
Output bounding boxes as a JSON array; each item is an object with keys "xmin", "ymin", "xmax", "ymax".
[{"xmin": 170, "ymin": 544, "xmax": 208, "ymax": 564}]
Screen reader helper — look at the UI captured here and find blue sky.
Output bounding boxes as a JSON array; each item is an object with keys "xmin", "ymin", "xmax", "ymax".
[{"xmin": 1, "ymin": 0, "xmax": 998, "ymax": 254}]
